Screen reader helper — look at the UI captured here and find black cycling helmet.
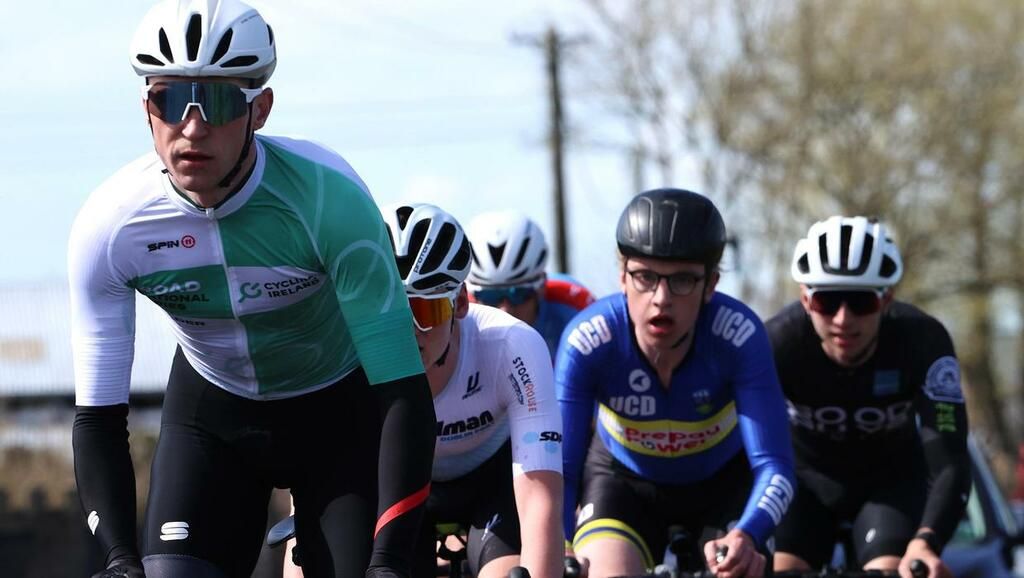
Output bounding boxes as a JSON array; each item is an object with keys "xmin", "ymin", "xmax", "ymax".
[{"xmin": 616, "ymin": 188, "xmax": 727, "ymax": 269}]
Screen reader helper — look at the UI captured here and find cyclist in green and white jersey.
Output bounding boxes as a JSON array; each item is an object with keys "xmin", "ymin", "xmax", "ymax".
[{"xmin": 70, "ymin": 1, "xmax": 435, "ymax": 577}]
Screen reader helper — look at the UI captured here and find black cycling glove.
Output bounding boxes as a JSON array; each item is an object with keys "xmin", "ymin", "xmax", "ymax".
[{"xmin": 91, "ymin": 555, "xmax": 146, "ymax": 578}]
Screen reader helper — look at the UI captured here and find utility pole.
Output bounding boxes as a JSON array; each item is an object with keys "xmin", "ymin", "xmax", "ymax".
[
  {"xmin": 514, "ymin": 26, "xmax": 582, "ymax": 274},
  {"xmin": 545, "ymin": 26, "xmax": 570, "ymax": 274}
]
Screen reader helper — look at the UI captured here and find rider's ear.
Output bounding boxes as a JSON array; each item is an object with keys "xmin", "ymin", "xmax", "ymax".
[
  {"xmin": 455, "ymin": 285, "xmax": 470, "ymax": 319},
  {"xmin": 251, "ymin": 88, "xmax": 274, "ymax": 131}
]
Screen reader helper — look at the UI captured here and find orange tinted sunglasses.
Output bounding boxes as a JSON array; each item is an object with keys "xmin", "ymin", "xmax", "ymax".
[{"xmin": 408, "ymin": 294, "xmax": 456, "ymax": 332}]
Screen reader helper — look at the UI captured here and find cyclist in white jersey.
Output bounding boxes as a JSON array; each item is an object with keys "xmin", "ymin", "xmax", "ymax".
[
  {"xmin": 385, "ymin": 204, "xmax": 564, "ymax": 578},
  {"xmin": 70, "ymin": 2, "xmax": 435, "ymax": 577},
  {"xmin": 282, "ymin": 204, "xmax": 565, "ymax": 578}
]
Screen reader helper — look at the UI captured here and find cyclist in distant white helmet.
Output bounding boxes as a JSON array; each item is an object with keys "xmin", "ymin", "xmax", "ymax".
[
  {"xmin": 70, "ymin": 1, "xmax": 435, "ymax": 577},
  {"xmin": 767, "ymin": 216, "xmax": 970, "ymax": 578},
  {"xmin": 466, "ymin": 211, "xmax": 594, "ymax": 359}
]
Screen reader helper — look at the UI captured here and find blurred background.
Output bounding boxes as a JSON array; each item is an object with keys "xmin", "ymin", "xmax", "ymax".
[{"xmin": 2, "ymin": 0, "xmax": 1024, "ymax": 575}]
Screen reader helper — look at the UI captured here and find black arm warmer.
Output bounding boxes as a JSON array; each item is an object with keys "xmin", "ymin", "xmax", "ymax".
[
  {"xmin": 918, "ymin": 417, "xmax": 972, "ymax": 550},
  {"xmin": 368, "ymin": 372, "xmax": 436, "ymax": 577},
  {"xmin": 73, "ymin": 404, "xmax": 139, "ymax": 567}
]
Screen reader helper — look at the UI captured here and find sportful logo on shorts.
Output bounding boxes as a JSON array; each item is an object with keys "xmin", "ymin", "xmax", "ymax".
[
  {"xmin": 597, "ymin": 402, "xmax": 738, "ymax": 457},
  {"xmin": 160, "ymin": 521, "xmax": 190, "ymax": 541}
]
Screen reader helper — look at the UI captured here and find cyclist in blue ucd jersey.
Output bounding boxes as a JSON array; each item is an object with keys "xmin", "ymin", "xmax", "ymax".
[
  {"xmin": 70, "ymin": 1, "xmax": 435, "ymax": 577},
  {"xmin": 768, "ymin": 217, "xmax": 970, "ymax": 578},
  {"xmin": 557, "ymin": 189, "xmax": 795, "ymax": 578},
  {"xmin": 466, "ymin": 211, "xmax": 595, "ymax": 359}
]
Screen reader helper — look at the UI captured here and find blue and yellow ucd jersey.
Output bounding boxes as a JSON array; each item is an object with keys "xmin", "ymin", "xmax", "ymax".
[{"xmin": 556, "ymin": 292, "xmax": 795, "ymax": 544}]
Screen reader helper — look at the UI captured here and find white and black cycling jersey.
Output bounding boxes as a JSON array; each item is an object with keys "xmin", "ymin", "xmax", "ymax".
[{"xmin": 432, "ymin": 304, "xmax": 562, "ymax": 481}]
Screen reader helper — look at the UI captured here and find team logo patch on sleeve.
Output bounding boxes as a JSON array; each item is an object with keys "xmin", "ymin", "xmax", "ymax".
[{"xmin": 924, "ymin": 356, "xmax": 964, "ymax": 403}]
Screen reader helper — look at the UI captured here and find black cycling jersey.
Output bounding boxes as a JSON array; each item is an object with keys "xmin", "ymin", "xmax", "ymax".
[{"xmin": 766, "ymin": 300, "xmax": 971, "ymax": 549}]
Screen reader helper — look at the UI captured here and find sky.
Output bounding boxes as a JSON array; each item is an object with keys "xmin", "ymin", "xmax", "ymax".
[{"xmin": 1, "ymin": 0, "xmax": 678, "ymax": 299}]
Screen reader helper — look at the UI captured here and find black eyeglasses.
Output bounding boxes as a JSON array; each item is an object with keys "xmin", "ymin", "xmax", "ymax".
[
  {"xmin": 806, "ymin": 288, "xmax": 885, "ymax": 316},
  {"xmin": 625, "ymin": 269, "xmax": 705, "ymax": 296}
]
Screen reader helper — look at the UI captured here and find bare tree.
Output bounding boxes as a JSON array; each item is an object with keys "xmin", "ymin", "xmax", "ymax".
[{"xmin": 571, "ymin": 0, "xmax": 1024, "ymax": 487}]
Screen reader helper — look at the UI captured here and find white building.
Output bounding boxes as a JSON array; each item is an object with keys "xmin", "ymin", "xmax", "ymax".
[{"xmin": 0, "ymin": 282, "xmax": 177, "ymax": 397}]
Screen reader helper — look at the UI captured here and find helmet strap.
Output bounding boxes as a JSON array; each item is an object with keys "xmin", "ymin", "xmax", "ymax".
[
  {"xmin": 433, "ymin": 317, "xmax": 458, "ymax": 368},
  {"xmin": 216, "ymin": 105, "xmax": 255, "ymax": 189},
  {"xmin": 670, "ymin": 331, "xmax": 691, "ymax": 350}
]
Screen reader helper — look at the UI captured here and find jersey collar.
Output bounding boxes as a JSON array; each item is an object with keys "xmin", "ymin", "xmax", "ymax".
[{"xmin": 161, "ymin": 138, "xmax": 266, "ymax": 219}]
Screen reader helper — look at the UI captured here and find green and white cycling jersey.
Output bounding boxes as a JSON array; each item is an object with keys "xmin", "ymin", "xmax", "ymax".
[{"xmin": 69, "ymin": 135, "xmax": 423, "ymax": 405}]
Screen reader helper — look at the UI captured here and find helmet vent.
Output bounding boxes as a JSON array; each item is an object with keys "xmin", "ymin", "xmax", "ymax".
[
  {"xmin": 488, "ymin": 243, "xmax": 506, "ymax": 270},
  {"xmin": 211, "ymin": 29, "xmax": 234, "ymax": 65},
  {"xmin": 394, "ymin": 255, "xmax": 414, "ymax": 279},
  {"xmin": 222, "ymin": 55, "xmax": 259, "ymax": 68},
  {"xmin": 422, "ymin": 223, "xmax": 457, "ymax": 273},
  {"xmin": 533, "ymin": 249, "xmax": 547, "ymax": 273},
  {"xmin": 839, "ymin": 225, "xmax": 853, "ymax": 264},
  {"xmin": 819, "ymin": 226, "xmax": 874, "ymax": 275},
  {"xmin": 511, "ymin": 240, "xmax": 530, "ymax": 270},
  {"xmin": 451, "ymin": 239, "xmax": 472, "ymax": 273},
  {"xmin": 185, "ymin": 14, "xmax": 203, "ymax": 61},
  {"xmin": 796, "ymin": 254, "xmax": 810, "ymax": 274},
  {"xmin": 394, "ymin": 205, "xmax": 414, "ymax": 230},
  {"xmin": 158, "ymin": 28, "xmax": 174, "ymax": 63},
  {"xmin": 267, "ymin": 25, "xmax": 274, "ymax": 46},
  {"xmin": 880, "ymin": 256, "xmax": 898, "ymax": 278},
  {"xmin": 136, "ymin": 54, "xmax": 164, "ymax": 66},
  {"xmin": 413, "ymin": 274, "xmax": 455, "ymax": 291}
]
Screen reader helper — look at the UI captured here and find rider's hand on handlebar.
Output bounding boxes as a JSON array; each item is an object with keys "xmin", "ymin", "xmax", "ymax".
[
  {"xmin": 563, "ymin": 543, "xmax": 588, "ymax": 578},
  {"xmin": 703, "ymin": 528, "xmax": 764, "ymax": 578},
  {"xmin": 900, "ymin": 538, "xmax": 948, "ymax": 578},
  {"xmin": 563, "ymin": 555, "xmax": 583, "ymax": 578},
  {"xmin": 91, "ymin": 556, "xmax": 146, "ymax": 578}
]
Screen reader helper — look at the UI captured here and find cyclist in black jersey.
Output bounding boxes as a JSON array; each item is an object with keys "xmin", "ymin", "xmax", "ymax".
[
  {"xmin": 766, "ymin": 216, "xmax": 971, "ymax": 578},
  {"xmin": 72, "ymin": 2, "xmax": 435, "ymax": 577}
]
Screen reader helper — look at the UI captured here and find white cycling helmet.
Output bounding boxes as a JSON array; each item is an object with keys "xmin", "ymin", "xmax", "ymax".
[
  {"xmin": 381, "ymin": 203, "xmax": 472, "ymax": 296},
  {"xmin": 130, "ymin": 0, "xmax": 277, "ymax": 85},
  {"xmin": 791, "ymin": 216, "xmax": 903, "ymax": 288},
  {"xmin": 466, "ymin": 211, "xmax": 548, "ymax": 286}
]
